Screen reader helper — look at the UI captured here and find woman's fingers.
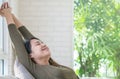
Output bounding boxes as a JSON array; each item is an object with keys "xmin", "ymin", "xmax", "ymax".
[
  {"xmin": 1, "ymin": 2, "xmax": 9, "ymax": 9},
  {"xmin": 0, "ymin": 11, "xmax": 4, "ymax": 16},
  {"xmin": 4, "ymin": 2, "xmax": 8, "ymax": 8},
  {"xmin": 1, "ymin": 3, "xmax": 5, "ymax": 10},
  {"xmin": 0, "ymin": 2, "xmax": 11, "ymax": 16},
  {"xmin": 7, "ymin": 2, "xmax": 10, "ymax": 8}
]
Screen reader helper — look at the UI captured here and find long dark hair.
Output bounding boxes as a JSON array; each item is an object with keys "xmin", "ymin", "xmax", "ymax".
[
  {"xmin": 49, "ymin": 58, "xmax": 60, "ymax": 66},
  {"xmin": 24, "ymin": 38, "xmax": 69, "ymax": 68},
  {"xmin": 24, "ymin": 37, "xmax": 39, "ymax": 54}
]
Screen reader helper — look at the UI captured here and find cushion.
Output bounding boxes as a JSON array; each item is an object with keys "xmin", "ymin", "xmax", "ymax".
[
  {"xmin": 0, "ymin": 76, "xmax": 18, "ymax": 79},
  {"xmin": 14, "ymin": 58, "xmax": 35, "ymax": 79}
]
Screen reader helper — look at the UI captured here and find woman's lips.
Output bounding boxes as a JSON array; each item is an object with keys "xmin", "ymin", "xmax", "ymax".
[{"xmin": 42, "ymin": 47, "xmax": 48, "ymax": 51}]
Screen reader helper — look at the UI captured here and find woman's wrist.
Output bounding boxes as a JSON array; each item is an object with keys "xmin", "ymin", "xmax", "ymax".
[
  {"xmin": 12, "ymin": 14, "xmax": 24, "ymax": 28},
  {"xmin": 5, "ymin": 13, "xmax": 15, "ymax": 25},
  {"xmin": 4, "ymin": 13, "xmax": 12, "ymax": 17}
]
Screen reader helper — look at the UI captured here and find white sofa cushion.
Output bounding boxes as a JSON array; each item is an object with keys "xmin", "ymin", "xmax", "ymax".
[
  {"xmin": 14, "ymin": 58, "xmax": 35, "ymax": 79},
  {"xmin": 0, "ymin": 76, "xmax": 18, "ymax": 79}
]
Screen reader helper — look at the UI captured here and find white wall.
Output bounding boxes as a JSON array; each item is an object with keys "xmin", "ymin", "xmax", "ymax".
[{"xmin": 12, "ymin": 0, "xmax": 73, "ymax": 67}]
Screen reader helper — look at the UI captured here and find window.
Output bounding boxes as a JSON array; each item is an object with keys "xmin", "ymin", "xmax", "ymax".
[
  {"xmin": 0, "ymin": 60, "xmax": 4, "ymax": 75},
  {"xmin": 0, "ymin": 1, "xmax": 4, "ymax": 75},
  {"xmin": 74, "ymin": 0, "xmax": 120, "ymax": 78},
  {"xmin": 0, "ymin": 0, "xmax": 9, "ymax": 76},
  {"xmin": 0, "ymin": 1, "xmax": 3, "ymax": 49}
]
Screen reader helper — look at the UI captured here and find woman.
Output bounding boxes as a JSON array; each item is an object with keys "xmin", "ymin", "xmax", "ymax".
[{"xmin": 0, "ymin": 2, "xmax": 79, "ymax": 79}]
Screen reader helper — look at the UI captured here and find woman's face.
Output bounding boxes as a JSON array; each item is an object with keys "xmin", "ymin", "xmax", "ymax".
[{"xmin": 30, "ymin": 39, "xmax": 51, "ymax": 61}]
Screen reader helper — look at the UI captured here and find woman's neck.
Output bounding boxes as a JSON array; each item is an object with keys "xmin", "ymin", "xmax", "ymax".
[{"xmin": 36, "ymin": 59, "xmax": 49, "ymax": 65}]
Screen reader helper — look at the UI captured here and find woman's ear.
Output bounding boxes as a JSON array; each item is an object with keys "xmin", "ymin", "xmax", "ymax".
[
  {"xmin": 29, "ymin": 53, "xmax": 36, "ymax": 64},
  {"xmin": 29, "ymin": 53, "xmax": 33, "ymax": 58}
]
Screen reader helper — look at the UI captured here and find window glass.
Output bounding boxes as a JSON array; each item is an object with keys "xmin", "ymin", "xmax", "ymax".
[
  {"xmin": 0, "ymin": 0, "xmax": 3, "ymax": 49},
  {"xmin": 0, "ymin": 59, "xmax": 4, "ymax": 76}
]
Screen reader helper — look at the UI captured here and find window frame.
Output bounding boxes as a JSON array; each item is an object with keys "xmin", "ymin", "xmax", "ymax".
[
  {"xmin": 0, "ymin": 0, "xmax": 9, "ymax": 75},
  {"xmin": 0, "ymin": 19, "xmax": 9, "ymax": 76}
]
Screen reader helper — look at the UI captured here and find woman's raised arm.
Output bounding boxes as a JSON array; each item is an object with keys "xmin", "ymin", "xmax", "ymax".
[
  {"xmin": 12, "ymin": 14, "xmax": 35, "ymax": 40},
  {"xmin": 7, "ymin": 2, "xmax": 35, "ymax": 40},
  {"xmin": 1, "ymin": 2, "xmax": 34, "ymax": 70}
]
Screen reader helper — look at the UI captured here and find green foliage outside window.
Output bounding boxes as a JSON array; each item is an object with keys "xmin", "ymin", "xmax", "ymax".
[{"xmin": 74, "ymin": 0, "xmax": 120, "ymax": 78}]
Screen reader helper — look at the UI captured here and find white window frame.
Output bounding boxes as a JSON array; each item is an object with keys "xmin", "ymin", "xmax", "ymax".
[{"xmin": 0, "ymin": 0, "xmax": 9, "ymax": 76}]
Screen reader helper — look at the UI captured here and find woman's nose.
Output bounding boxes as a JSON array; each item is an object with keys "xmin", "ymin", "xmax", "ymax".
[{"xmin": 41, "ymin": 43, "xmax": 46, "ymax": 47}]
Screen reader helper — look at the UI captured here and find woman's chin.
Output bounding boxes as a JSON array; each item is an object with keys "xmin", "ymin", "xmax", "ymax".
[{"xmin": 43, "ymin": 50, "xmax": 51, "ymax": 55}]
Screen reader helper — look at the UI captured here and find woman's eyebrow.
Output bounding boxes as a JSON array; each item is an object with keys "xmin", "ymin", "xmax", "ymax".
[
  {"xmin": 35, "ymin": 41, "xmax": 40, "ymax": 44},
  {"xmin": 35, "ymin": 41, "xmax": 43, "ymax": 44}
]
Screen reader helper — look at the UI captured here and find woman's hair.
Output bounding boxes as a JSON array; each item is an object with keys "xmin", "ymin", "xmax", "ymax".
[
  {"xmin": 24, "ymin": 37, "xmax": 68, "ymax": 68},
  {"xmin": 49, "ymin": 58, "xmax": 60, "ymax": 66},
  {"xmin": 24, "ymin": 37, "xmax": 39, "ymax": 54}
]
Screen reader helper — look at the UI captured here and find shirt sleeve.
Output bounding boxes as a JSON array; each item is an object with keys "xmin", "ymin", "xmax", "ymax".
[
  {"xmin": 18, "ymin": 26, "xmax": 35, "ymax": 40},
  {"xmin": 8, "ymin": 24, "xmax": 34, "ymax": 70}
]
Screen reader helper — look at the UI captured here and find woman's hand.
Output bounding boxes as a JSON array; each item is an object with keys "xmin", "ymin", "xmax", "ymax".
[
  {"xmin": 0, "ymin": 2, "xmax": 14, "ymax": 25},
  {"xmin": 1, "ymin": 2, "xmax": 12, "ymax": 17},
  {"xmin": 0, "ymin": 2, "xmax": 12, "ymax": 17},
  {"xmin": 0, "ymin": 3, "xmax": 5, "ymax": 16},
  {"xmin": 1, "ymin": 2, "xmax": 23, "ymax": 27}
]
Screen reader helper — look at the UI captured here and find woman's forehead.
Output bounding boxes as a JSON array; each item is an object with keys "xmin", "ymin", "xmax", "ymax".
[{"xmin": 31, "ymin": 39, "xmax": 42, "ymax": 43}]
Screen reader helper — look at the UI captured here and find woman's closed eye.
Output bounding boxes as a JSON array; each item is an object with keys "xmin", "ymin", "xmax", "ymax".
[
  {"xmin": 34, "ymin": 40, "xmax": 44, "ymax": 46},
  {"xmin": 36, "ymin": 43, "xmax": 40, "ymax": 45},
  {"xmin": 35, "ymin": 41, "xmax": 41, "ymax": 46}
]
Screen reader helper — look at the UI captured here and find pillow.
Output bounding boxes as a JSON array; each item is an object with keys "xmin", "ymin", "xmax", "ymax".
[
  {"xmin": 0, "ymin": 76, "xmax": 18, "ymax": 79},
  {"xmin": 14, "ymin": 58, "xmax": 35, "ymax": 79}
]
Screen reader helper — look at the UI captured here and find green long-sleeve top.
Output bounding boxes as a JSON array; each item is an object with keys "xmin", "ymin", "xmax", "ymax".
[{"xmin": 8, "ymin": 24, "xmax": 78, "ymax": 79}]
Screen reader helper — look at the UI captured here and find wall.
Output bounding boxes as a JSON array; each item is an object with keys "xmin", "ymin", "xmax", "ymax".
[{"xmin": 15, "ymin": 0, "xmax": 73, "ymax": 67}]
